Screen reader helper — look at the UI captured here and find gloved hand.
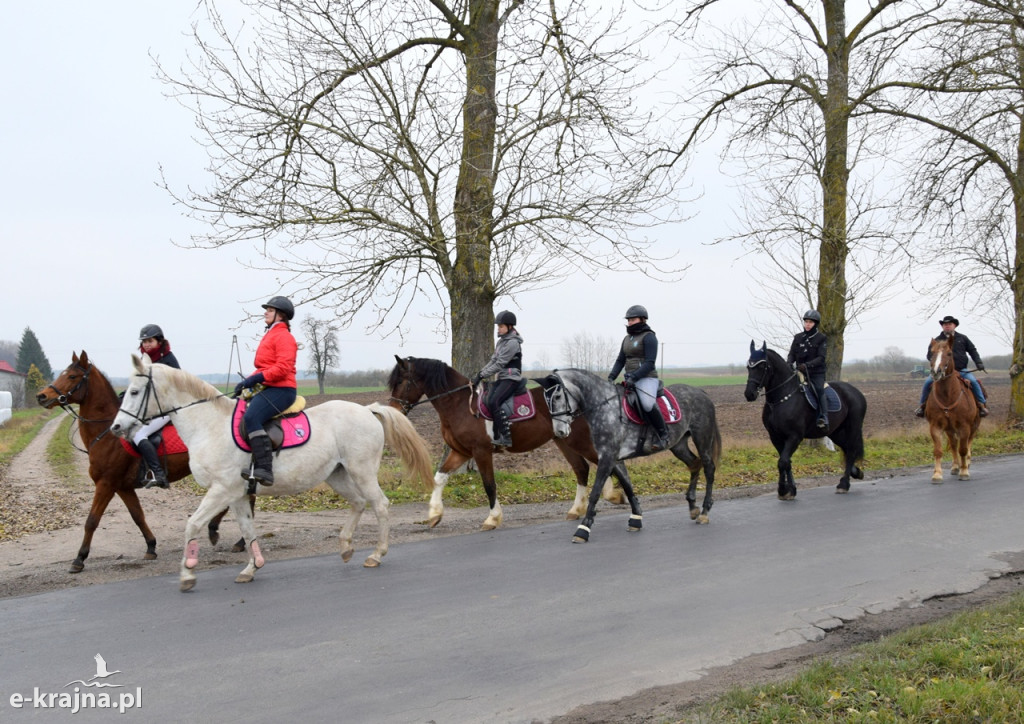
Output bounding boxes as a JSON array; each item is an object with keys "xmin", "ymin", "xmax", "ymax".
[
  {"xmin": 797, "ymin": 364, "xmax": 808, "ymax": 375},
  {"xmin": 623, "ymin": 375, "xmax": 636, "ymax": 388},
  {"xmin": 607, "ymin": 374, "xmax": 616, "ymax": 383},
  {"xmin": 234, "ymin": 373, "xmax": 265, "ymax": 397},
  {"xmin": 471, "ymin": 374, "xmax": 482, "ymax": 387},
  {"xmin": 977, "ymin": 363, "xmax": 985, "ymax": 372}
]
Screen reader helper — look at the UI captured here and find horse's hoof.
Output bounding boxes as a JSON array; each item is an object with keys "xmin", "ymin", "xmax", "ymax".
[
  {"xmin": 231, "ymin": 539, "xmax": 246, "ymax": 553},
  {"xmin": 572, "ymin": 525, "xmax": 590, "ymax": 543},
  {"xmin": 427, "ymin": 514, "xmax": 442, "ymax": 528},
  {"xmin": 341, "ymin": 548, "xmax": 354, "ymax": 563},
  {"xmin": 180, "ymin": 578, "xmax": 196, "ymax": 592},
  {"xmin": 480, "ymin": 522, "xmax": 498, "ymax": 531},
  {"xmin": 835, "ymin": 487, "xmax": 849, "ymax": 494},
  {"xmin": 627, "ymin": 514, "xmax": 642, "ymax": 532},
  {"xmin": 958, "ymin": 473, "xmax": 970, "ymax": 481},
  {"xmin": 603, "ymin": 490, "xmax": 626, "ymax": 505},
  {"xmin": 778, "ymin": 493, "xmax": 795, "ymax": 501},
  {"xmin": 571, "ymin": 536, "xmax": 588, "ymax": 544},
  {"xmin": 696, "ymin": 514, "xmax": 709, "ymax": 525},
  {"xmin": 689, "ymin": 509, "xmax": 699, "ymax": 521},
  {"xmin": 235, "ymin": 573, "xmax": 254, "ymax": 583},
  {"xmin": 144, "ymin": 552, "xmax": 158, "ymax": 560},
  {"xmin": 363, "ymin": 557, "xmax": 381, "ymax": 568},
  {"xmin": 931, "ymin": 478, "xmax": 943, "ymax": 485},
  {"xmin": 852, "ymin": 467, "xmax": 864, "ymax": 480},
  {"xmin": 69, "ymin": 560, "xmax": 85, "ymax": 574},
  {"xmin": 565, "ymin": 512, "xmax": 580, "ymax": 520}
]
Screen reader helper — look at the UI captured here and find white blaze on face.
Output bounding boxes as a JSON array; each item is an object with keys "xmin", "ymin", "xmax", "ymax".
[{"xmin": 932, "ymin": 350, "xmax": 944, "ymax": 375}]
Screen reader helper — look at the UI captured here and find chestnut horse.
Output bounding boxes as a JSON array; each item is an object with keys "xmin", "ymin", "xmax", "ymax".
[
  {"xmin": 36, "ymin": 351, "xmax": 242, "ymax": 572},
  {"xmin": 924, "ymin": 337, "xmax": 982, "ymax": 483},
  {"xmin": 386, "ymin": 356, "xmax": 629, "ymax": 530}
]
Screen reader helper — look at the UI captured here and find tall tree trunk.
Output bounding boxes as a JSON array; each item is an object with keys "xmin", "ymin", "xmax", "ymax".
[
  {"xmin": 1010, "ymin": 162, "xmax": 1024, "ymax": 423},
  {"xmin": 819, "ymin": 0, "xmax": 850, "ymax": 381},
  {"xmin": 451, "ymin": 0, "xmax": 500, "ymax": 375}
]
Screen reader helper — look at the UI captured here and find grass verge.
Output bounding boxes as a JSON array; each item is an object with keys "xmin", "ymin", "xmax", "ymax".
[{"xmin": 685, "ymin": 590, "xmax": 1024, "ymax": 722}]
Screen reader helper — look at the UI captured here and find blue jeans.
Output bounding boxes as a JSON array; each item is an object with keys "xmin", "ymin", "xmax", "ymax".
[
  {"xmin": 919, "ymin": 371, "xmax": 985, "ymax": 405},
  {"xmin": 243, "ymin": 386, "xmax": 297, "ymax": 435}
]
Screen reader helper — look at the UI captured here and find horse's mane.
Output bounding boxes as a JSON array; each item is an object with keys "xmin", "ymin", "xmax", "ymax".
[
  {"xmin": 157, "ymin": 364, "xmax": 233, "ymax": 409},
  {"xmin": 388, "ymin": 357, "xmax": 464, "ymax": 396}
]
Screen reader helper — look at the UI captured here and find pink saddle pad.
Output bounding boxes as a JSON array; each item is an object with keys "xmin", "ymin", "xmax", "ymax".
[
  {"xmin": 231, "ymin": 399, "xmax": 311, "ymax": 452},
  {"xmin": 477, "ymin": 390, "xmax": 536, "ymax": 422}
]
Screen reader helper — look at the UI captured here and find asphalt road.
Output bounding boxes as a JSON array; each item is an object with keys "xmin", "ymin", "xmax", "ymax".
[{"xmin": 3, "ymin": 455, "xmax": 1024, "ymax": 723}]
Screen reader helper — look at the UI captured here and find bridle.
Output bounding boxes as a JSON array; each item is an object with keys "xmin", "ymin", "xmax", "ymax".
[
  {"xmin": 387, "ymin": 376, "xmax": 471, "ymax": 415},
  {"xmin": 118, "ymin": 368, "xmax": 225, "ymax": 426},
  {"xmin": 543, "ymin": 374, "xmax": 617, "ymax": 424},
  {"xmin": 746, "ymin": 358, "xmax": 800, "ymax": 407},
  {"xmin": 45, "ymin": 362, "xmax": 92, "ymax": 411}
]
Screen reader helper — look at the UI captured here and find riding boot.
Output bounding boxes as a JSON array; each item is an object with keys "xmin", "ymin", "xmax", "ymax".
[
  {"xmin": 979, "ymin": 404, "xmax": 989, "ymax": 418},
  {"xmin": 645, "ymin": 406, "xmax": 669, "ymax": 451},
  {"xmin": 915, "ymin": 404, "xmax": 925, "ymax": 418},
  {"xmin": 493, "ymin": 411, "xmax": 513, "ymax": 448},
  {"xmin": 136, "ymin": 437, "xmax": 169, "ymax": 489},
  {"xmin": 242, "ymin": 432, "xmax": 274, "ymax": 486}
]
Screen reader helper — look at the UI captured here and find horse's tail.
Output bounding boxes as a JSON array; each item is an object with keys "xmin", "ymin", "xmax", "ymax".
[{"xmin": 367, "ymin": 402, "xmax": 434, "ymax": 491}]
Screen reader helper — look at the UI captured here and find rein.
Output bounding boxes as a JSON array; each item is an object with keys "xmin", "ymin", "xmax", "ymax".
[
  {"xmin": 120, "ymin": 369, "xmax": 228, "ymax": 426},
  {"xmin": 388, "ymin": 383, "xmax": 471, "ymax": 414},
  {"xmin": 748, "ymin": 360, "xmax": 800, "ymax": 407}
]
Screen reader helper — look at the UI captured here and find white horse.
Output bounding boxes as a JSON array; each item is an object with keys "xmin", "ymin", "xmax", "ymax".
[{"xmin": 111, "ymin": 355, "xmax": 433, "ymax": 591}]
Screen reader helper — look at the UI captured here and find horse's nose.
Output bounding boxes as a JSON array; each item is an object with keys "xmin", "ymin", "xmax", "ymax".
[{"xmin": 743, "ymin": 389, "xmax": 757, "ymax": 402}]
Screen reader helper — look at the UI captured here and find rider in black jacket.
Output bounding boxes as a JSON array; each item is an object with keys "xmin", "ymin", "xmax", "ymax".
[{"xmin": 787, "ymin": 310, "xmax": 829, "ymax": 429}]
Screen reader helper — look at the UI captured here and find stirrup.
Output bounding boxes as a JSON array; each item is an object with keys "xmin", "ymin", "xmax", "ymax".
[{"xmin": 143, "ymin": 470, "xmax": 169, "ymax": 489}]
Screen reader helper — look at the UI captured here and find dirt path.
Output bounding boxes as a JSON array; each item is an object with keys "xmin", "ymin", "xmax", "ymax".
[{"xmin": 3, "ymin": 393, "xmax": 1023, "ymax": 723}]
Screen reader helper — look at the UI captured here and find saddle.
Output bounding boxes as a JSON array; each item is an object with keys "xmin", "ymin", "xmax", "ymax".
[
  {"xmin": 476, "ymin": 379, "xmax": 536, "ymax": 422},
  {"xmin": 621, "ymin": 387, "xmax": 682, "ymax": 426},
  {"xmin": 232, "ymin": 398, "xmax": 312, "ymax": 452},
  {"xmin": 119, "ymin": 425, "xmax": 188, "ymax": 457},
  {"xmin": 796, "ymin": 376, "xmax": 842, "ymax": 414}
]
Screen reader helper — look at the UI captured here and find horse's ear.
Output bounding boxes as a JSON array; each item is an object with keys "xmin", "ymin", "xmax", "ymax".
[
  {"xmin": 760, "ymin": 341, "xmax": 767, "ymax": 352},
  {"xmin": 749, "ymin": 340, "xmax": 755, "ymax": 354},
  {"xmin": 394, "ymin": 354, "xmax": 404, "ymax": 366},
  {"xmin": 72, "ymin": 351, "xmax": 80, "ymax": 364},
  {"xmin": 79, "ymin": 350, "xmax": 88, "ymax": 365},
  {"xmin": 131, "ymin": 353, "xmax": 146, "ymax": 373}
]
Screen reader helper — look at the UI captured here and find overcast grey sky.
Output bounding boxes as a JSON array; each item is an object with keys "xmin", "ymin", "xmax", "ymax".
[{"xmin": 1, "ymin": 2, "xmax": 1011, "ymax": 379}]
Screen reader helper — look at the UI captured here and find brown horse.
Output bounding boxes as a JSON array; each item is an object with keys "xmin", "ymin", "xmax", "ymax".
[
  {"xmin": 387, "ymin": 356, "xmax": 627, "ymax": 530},
  {"xmin": 36, "ymin": 351, "xmax": 242, "ymax": 572},
  {"xmin": 924, "ymin": 337, "xmax": 982, "ymax": 483}
]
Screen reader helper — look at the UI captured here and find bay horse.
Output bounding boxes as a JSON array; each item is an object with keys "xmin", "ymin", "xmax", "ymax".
[
  {"xmin": 36, "ymin": 351, "xmax": 243, "ymax": 573},
  {"xmin": 536, "ymin": 368, "xmax": 722, "ymax": 543},
  {"xmin": 111, "ymin": 354, "xmax": 433, "ymax": 591},
  {"xmin": 386, "ymin": 356, "xmax": 630, "ymax": 531},
  {"xmin": 744, "ymin": 341, "xmax": 867, "ymax": 498},
  {"xmin": 924, "ymin": 336, "xmax": 981, "ymax": 482}
]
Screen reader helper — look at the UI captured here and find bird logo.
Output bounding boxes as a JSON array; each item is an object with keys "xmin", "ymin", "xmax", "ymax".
[{"xmin": 65, "ymin": 654, "xmax": 124, "ymax": 688}]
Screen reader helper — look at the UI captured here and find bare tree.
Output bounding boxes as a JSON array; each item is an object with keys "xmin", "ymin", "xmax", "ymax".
[
  {"xmin": 302, "ymin": 317, "xmax": 340, "ymax": 394},
  {"xmin": 863, "ymin": 0, "xmax": 1024, "ymax": 421},
  {"xmin": 160, "ymin": 0, "xmax": 684, "ymax": 374},
  {"xmin": 669, "ymin": 0, "xmax": 937, "ymax": 378},
  {"xmin": 560, "ymin": 331, "xmax": 617, "ymax": 372}
]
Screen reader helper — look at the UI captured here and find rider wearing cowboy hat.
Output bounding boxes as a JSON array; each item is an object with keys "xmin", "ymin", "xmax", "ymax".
[
  {"xmin": 915, "ymin": 315, "xmax": 988, "ymax": 417},
  {"xmin": 787, "ymin": 310, "xmax": 829, "ymax": 429}
]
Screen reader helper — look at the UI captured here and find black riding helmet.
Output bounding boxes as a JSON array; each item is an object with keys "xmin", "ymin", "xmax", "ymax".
[
  {"xmin": 139, "ymin": 324, "xmax": 164, "ymax": 341},
  {"xmin": 624, "ymin": 304, "xmax": 648, "ymax": 320},
  {"xmin": 495, "ymin": 310, "xmax": 517, "ymax": 326},
  {"xmin": 802, "ymin": 310, "xmax": 821, "ymax": 324},
  {"xmin": 262, "ymin": 296, "xmax": 295, "ymax": 321}
]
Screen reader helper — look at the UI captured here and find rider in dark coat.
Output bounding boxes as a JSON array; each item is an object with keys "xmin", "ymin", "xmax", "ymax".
[
  {"xmin": 608, "ymin": 304, "xmax": 669, "ymax": 450},
  {"xmin": 915, "ymin": 315, "xmax": 988, "ymax": 417},
  {"xmin": 787, "ymin": 310, "xmax": 829, "ymax": 429},
  {"xmin": 133, "ymin": 324, "xmax": 181, "ymax": 488}
]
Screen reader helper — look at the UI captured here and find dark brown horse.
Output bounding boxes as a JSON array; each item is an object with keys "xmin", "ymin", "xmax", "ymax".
[
  {"xmin": 924, "ymin": 337, "xmax": 982, "ymax": 482},
  {"xmin": 36, "ymin": 351, "xmax": 242, "ymax": 572},
  {"xmin": 387, "ymin": 356, "xmax": 628, "ymax": 530}
]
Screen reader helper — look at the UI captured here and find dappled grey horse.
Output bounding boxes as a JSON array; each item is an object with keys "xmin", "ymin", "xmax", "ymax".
[{"xmin": 537, "ymin": 369, "xmax": 722, "ymax": 543}]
